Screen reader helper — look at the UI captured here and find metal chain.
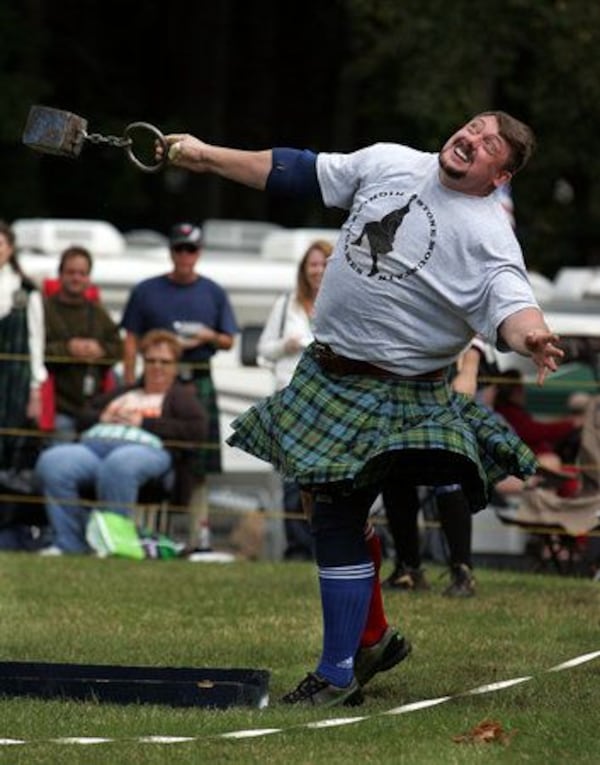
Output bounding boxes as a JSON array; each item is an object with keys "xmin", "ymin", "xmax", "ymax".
[
  {"xmin": 83, "ymin": 132, "xmax": 132, "ymax": 148},
  {"xmin": 82, "ymin": 122, "xmax": 165, "ymax": 172}
]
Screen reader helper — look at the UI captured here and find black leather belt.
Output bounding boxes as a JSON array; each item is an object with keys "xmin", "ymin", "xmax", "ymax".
[{"xmin": 312, "ymin": 342, "xmax": 447, "ymax": 381}]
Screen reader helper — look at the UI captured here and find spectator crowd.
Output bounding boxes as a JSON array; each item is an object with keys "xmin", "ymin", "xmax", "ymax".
[
  {"xmin": 0, "ymin": 216, "xmax": 596, "ymax": 582},
  {"xmin": 0, "ymin": 220, "xmax": 235, "ymax": 556}
]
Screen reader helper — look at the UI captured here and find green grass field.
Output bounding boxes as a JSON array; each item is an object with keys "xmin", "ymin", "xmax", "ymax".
[{"xmin": 1, "ymin": 553, "xmax": 599, "ymax": 764}]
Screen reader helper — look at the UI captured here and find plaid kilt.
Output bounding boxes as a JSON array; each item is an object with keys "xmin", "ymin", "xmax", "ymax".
[
  {"xmin": 0, "ymin": 294, "xmax": 32, "ymax": 468},
  {"xmin": 192, "ymin": 373, "xmax": 222, "ymax": 474},
  {"xmin": 227, "ymin": 345, "xmax": 537, "ymax": 511}
]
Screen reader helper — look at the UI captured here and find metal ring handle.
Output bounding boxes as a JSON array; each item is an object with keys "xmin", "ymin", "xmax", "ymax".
[{"xmin": 123, "ymin": 121, "xmax": 167, "ymax": 173}]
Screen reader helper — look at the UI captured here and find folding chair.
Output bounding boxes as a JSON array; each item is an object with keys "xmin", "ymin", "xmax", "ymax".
[
  {"xmin": 496, "ymin": 394, "xmax": 600, "ymax": 577},
  {"xmin": 76, "ymin": 471, "xmax": 175, "ymax": 538}
]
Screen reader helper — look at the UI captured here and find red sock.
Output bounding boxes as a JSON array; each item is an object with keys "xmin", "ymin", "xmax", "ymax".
[{"xmin": 360, "ymin": 525, "xmax": 388, "ymax": 647}]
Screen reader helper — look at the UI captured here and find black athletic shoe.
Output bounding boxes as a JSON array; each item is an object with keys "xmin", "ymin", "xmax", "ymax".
[
  {"xmin": 383, "ymin": 565, "xmax": 430, "ymax": 591},
  {"xmin": 443, "ymin": 563, "xmax": 476, "ymax": 598},
  {"xmin": 354, "ymin": 626, "xmax": 412, "ymax": 687},
  {"xmin": 281, "ymin": 672, "xmax": 364, "ymax": 707}
]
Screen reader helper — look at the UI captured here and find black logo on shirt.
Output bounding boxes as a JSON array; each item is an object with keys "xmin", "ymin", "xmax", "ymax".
[
  {"xmin": 352, "ymin": 194, "xmax": 416, "ymax": 276},
  {"xmin": 345, "ymin": 191, "xmax": 437, "ymax": 282}
]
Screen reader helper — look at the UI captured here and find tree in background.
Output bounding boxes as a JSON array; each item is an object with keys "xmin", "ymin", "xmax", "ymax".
[{"xmin": 1, "ymin": 0, "xmax": 599, "ymax": 275}]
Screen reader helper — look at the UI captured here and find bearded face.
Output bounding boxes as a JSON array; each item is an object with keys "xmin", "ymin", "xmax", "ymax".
[{"xmin": 438, "ymin": 116, "xmax": 512, "ymax": 196}]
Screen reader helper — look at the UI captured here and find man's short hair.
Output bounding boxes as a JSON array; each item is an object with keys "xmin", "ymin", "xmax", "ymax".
[
  {"xmin": 477, "ymin": 111, "xmax": 536, "ymax": 175},
  {"xmin": 59, "ymin": 246, "xmax": 93, "ymax": 274}
]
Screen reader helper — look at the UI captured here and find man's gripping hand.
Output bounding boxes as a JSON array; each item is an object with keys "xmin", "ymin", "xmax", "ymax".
[
  {"xmin": 156, "ymin": 135, "xmax": 273, "ymax": 190},
  {"xmin": 156, "ymin": 134, "xmax": 208, "ymax": 172}
]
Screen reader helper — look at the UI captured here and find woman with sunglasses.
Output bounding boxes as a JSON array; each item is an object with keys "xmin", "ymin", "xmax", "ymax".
[{"xmin": 35, "ymin": 329, "xmax": 206, "ymax": 554}]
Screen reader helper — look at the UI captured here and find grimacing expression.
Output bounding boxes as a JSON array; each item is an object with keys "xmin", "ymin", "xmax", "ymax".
[{"xmin": 438, "ymin": 116, "xmax": 512, "ymax": 194}]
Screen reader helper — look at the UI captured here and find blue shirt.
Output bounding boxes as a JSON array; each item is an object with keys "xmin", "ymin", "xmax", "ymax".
[{"xmin": 121, "ymin": 275, "xmax": 238, "ymax": 362}]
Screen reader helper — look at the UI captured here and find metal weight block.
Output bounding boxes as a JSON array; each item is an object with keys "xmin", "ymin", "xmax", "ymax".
[
  {"xmin": 22, "ymin": 105, "xmax": 88, "ymax": 158},
  {"xmin": 22, "ymin": 104, "xmax": 168, "ymax": 172}
]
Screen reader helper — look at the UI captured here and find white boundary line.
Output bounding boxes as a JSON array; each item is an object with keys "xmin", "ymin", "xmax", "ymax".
[{"xmin": 1, "ymin": 649, "xmax": 599, "ymax": 747}]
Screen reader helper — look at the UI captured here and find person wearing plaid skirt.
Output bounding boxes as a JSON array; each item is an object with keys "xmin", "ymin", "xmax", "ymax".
[{"xmin": 160, "ymin": 112, "xmax": 564, "ymax": 706}]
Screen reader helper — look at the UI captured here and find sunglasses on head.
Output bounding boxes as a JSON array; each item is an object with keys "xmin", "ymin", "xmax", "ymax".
[{"xmin": 172, "ymin": 243, "xmax": 199, "ymax": 254}]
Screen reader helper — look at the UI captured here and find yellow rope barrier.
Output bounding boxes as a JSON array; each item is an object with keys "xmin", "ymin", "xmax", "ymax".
[
  {"xmin": 2, "ymin": 491, "xmax": 598, "ymax": 540},
  {"xmin": 0, "ymin": 426, "xmax": 217, "ymax": 451},
  {"xmin": 477, "ymin": 373, "xmax": 600, "ymax": 391},
  {"xmin": 2, "ymin": 351, "xmax": 600, "ymax": 543},
  {"xmin": 0, "ymin": 351, "xmax": 210, "ymax": 372}
]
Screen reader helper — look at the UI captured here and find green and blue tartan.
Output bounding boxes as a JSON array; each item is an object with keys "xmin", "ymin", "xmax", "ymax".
[
  {"xmin": 0, "ymin": 283, "xmax": 33, "ymax": 469},
  {"xmin": 192, "ymin": 373, "xmax": 222, "ymax": 475},
  {"xmin": 227, "ymin": 344, "xmax": 537, "ymax": 511}
]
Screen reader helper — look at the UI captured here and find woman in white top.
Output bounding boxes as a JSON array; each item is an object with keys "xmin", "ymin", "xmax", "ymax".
[
  {"xmin": 257, "ymin": 239, "xmax": 333, "ymax": 559},
  {"xmin": 0, "ymin": 220, "xmax": 46, "ymax": 469},
  {"xmin": 258, "ymin": 239, "xmax": 333, "ymax": 391}
]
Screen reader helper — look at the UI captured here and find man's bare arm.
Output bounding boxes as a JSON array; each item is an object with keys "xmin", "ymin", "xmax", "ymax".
[{"xmin": 158, "ymin": 134, "xmax": 273, "ymax": 190}]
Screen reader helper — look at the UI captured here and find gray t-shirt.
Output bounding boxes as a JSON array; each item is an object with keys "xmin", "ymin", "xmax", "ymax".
[{"xmin": 314, "ymin": 143, "xmax": 538, "ymax": 375}]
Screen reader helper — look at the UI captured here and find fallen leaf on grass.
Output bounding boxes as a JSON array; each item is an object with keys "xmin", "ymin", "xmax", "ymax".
[{"xmin": 453, "ymin": 719, "xmax": 516, "ymax": 745}]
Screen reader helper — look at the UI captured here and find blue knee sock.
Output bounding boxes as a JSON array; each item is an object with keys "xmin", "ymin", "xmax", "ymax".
[{"xmin": 316, "ymin": 562, "xmax": 375, "ymax": 687}]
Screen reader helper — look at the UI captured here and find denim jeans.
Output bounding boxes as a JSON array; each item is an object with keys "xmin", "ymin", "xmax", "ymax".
[
  {"xmin": 53, "ymin": 412, "xmax": 78, "ymax": 441},
  {"xmin": 35, "ymin": 441, "xmax": 172, "ymax": 553}
]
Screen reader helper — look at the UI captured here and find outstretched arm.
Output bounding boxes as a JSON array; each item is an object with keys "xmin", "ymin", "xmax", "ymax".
[
  {"xmin": 158, "ymin": 134, "xmax": 273, "ymax": 189},
  {"xmin": 498, "ymin": 307, "xmax": 563, "ymax": 385},
  {"xmin": 158, "ymin": 137, "xmax": 320, "ymax": 198}
]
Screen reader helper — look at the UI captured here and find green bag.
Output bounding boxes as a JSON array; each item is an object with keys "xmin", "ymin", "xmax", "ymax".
[
  {"xmin": 86, "ymin": 510, "xmax": 145, "ymax": 560},
  {"xmin": 138, "ymin": 529, "xmax": 182, "ymax": 559}
]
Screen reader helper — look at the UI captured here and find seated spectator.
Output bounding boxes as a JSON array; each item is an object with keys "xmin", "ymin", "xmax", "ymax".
[
  {"xmin": 494, "ymin": 368, "xmax": 581, "ymax": 461},
  {"xmin": 35, "ymin": 330, "xmax": 206, "ymax": 555},
  {"xmin": 44, "ymin": 246, "xmax": 123, "ymax": 436}
]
